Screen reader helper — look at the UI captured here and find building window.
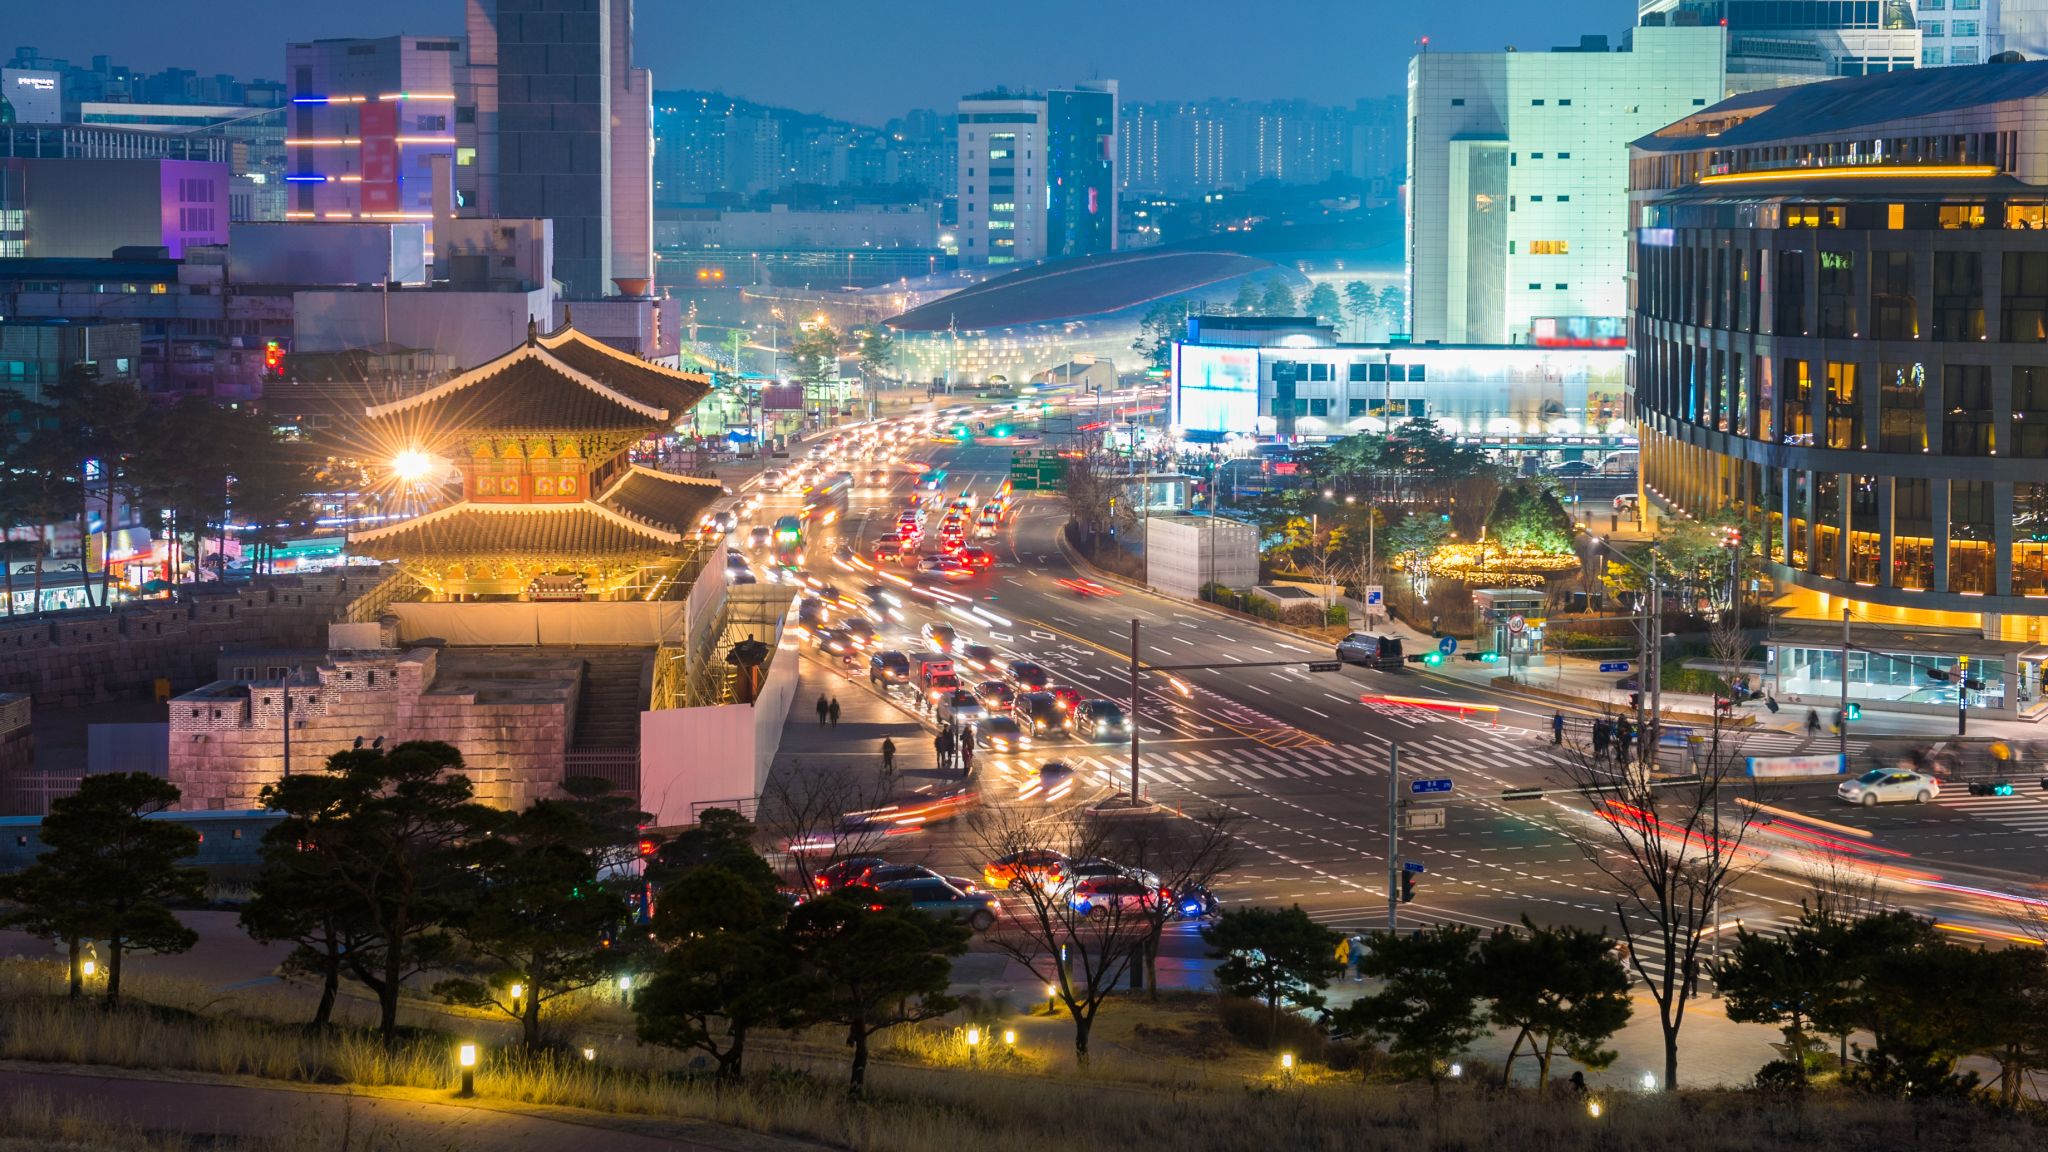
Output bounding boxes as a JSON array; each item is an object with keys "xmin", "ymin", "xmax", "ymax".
[
  {"xmin": 1825, "ymin": 362, "xmax": 1862, "ymax": 449},
  {"xmin": 1557, "ymin": 195, "xmax": 1570, "ymax": 202},
  {"xmin": 1530, "ymin": 152, "xmax": 1544, "ymax": 159},
  {"xmin": 1953, "ymin": 20, "xmax": 1978, "ymax": 36},
  {"xmin": 2004, "ymin": 252, "xmax": 2048, "ymax": 342},
  {"xmin": 1924, "ymin": 20, "xmax": 1945, "ymax": 35},
  {"xmin": 2007, "ymin": 205, "xmax": 2048, "ymax": 230},
  {"xmin": 1848, "ymin": 475, "xmax": 1883, "ymax": 584},
  {"xmin": 1952, "ymin": 480, "xmax": 1995, "ymax": 593},
  {"xmin": 1938, "ymin": 204, "xmax": 1986, "ymax": 229},
  {"xmin": 1893, "ymin": 477, "xmax": 1933, "ymax": 590},
  {"xmin": 1877, "ymin": 362, "xmax": 1926, "ymax": 452},
  {"xmin": 1872, "ymin": 251, "xmax": 1917, "ymax": 339},
  {"xmin": 2016, "ymin": 483, "xmax": 2048, "ymax": 595},
  {"xmin": 1785, "ymin": 205, "xmax": 1843, "ymax": 228},
  {"xmin": 1451, "ymin": 98, "xmax": 1465, "ymax": 106},
  {"xmin": 1348, "ymin": 398, "xmax": 1369, "ymax": 418},
  {"xmin": 1557, "ymin": 152, "xmax": 1571, "ymax": 160},
  {"xmin": 2017, "ymin": 366, "xmax": 2048, "ymax": 457},
  {"xmin": 1923, "ymin": 47, "xmax": 1947, "ymax": 66},
  {"xmin": 1529, "ymin": 240, "xmax": 1568, "ymax": 254},
  {"xmin": 1819, "ymin": 250, "xmax": 1858, "ymax": 338},
  {"xmin": 1776, "ymin": 250, "xmax": 1808, "ymax": 335},
  {"xmin": 1943, "ymin": 364, "xmax": 1994, "ymax": 455},
  {"xmin": 1933, "ymin": 251, "xmax": 1985, "ymax": 340},
  {"xmin": 1781, "ymin": 359, "xmax": 1813, "ymax": 444},
  {"xmin": 1559, "ymin": 99, "xmax": 1572, "ymax": 106},
  {"xmin": 1531, "ymin": 100, "xmax": 1545, "ymax": 106}
]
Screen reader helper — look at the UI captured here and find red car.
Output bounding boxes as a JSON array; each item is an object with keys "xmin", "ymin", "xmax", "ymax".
[
  {"xmin": 958, "ymin": 546, "xmax": 995, "ymax": 569},
  {"xmin": 1049, "ymin": 686, "xmax": 1084, "ymax": 714}
]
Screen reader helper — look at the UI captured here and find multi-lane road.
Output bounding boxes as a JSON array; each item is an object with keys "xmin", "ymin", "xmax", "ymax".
[{"xmin": 750, "ymin": 425, "xmax": 2048, "ymax": 979}]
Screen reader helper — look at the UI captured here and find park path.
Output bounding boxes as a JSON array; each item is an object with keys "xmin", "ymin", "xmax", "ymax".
[{"xmin": 0, "ymin": 1062, "xmax": 822, "ymax": 1152}]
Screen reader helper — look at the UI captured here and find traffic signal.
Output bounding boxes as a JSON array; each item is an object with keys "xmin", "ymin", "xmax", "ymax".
[
  {"xmin": 263, "ymin": 340, "xmax": 285, "ymax": 376},
  {"xmin": 1399, "ymin": 871, "xmax": 1416, "ymax": 904},
  {"xmin": 1628, "ymin": 691, "xmax": 1642, "ymax": 711},
  {"xmin": 1845, "ymin": 702, "xmax": 1863, "ymax": 721},
  {"xmin": 1422, "ymin": 652, "xmax": 1444, "ymax": 667}
]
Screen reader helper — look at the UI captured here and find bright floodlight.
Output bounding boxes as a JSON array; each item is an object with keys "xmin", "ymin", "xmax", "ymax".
[
  {"xmin": 1640, "ymin": 1071, "xmax": 1658, "ymax": 1091},
  {"xmin": 392, "ymin": 449, "xmax": 434, "ymax": 483}
]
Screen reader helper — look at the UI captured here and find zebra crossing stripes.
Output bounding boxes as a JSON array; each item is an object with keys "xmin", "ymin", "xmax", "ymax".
[{"xmin": 1934, "ymin": 792, "xmax": 2048, "ymax": 836}]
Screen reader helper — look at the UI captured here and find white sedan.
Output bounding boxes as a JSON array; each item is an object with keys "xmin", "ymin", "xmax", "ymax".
[{"xmin": 1837, "ymin": 768, "xmax": 1939, "ymax": 806}]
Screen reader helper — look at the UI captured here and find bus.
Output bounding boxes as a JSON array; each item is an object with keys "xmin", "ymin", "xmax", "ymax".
[{"xmin": 771, "ymin": 515, "xmax": 805, "ymax": 567}]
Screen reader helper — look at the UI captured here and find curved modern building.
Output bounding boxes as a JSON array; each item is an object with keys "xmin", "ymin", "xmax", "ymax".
[{"xmin": 1628, "ymin": 61, "xmax": 2048, "ymax": 719}]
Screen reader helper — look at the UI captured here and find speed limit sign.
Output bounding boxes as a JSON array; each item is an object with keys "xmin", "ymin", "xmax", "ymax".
[{"xmin": 1506, "ymin": 614, "xmax": 1526, "ymax": 635}]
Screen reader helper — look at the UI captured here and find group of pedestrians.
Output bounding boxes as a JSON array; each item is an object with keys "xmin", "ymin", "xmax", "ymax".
[
  {"xmin": 815, "ymin": 694, "xmax": 841, "ymax": 728},
  {"xmin": 1589, "ymin": 715, "xmax": 1636, "ymax": 763},
  {"xmin": 933, "ymin": 723, "xmax": 975, "ymax": 776}
]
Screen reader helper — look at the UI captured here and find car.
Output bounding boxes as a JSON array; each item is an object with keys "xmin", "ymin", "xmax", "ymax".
[
  {"xmin": 868, "ymin": 650, "xmax": 911, "ymax": 685},
  {"xmin": 832, "ymin": 543, "xmax": 857, "ymax": 564},
  {"xmin": 921, "ymin": 623, "xmax": 957, "ymax": 652},
  {"xmin": 1336, "ymin": 632, "xmax": 1404, "ymax": 668},
  {"xmin": 1006, "ymin": 660, "xmax": 1052, "ymax": 691},
  {"xmin": 864, "ymin": 862, "xmax": 943, "ymax": 886},
  {"xmin": 815, "ymin": 627, "xmax": 858, "ymax": 657},
  {"xmin": 1068, "ymin": 699, "xmax": 1131, "ymax": 742},
  {"xmin": 977, "ymin": 715, "xmax": 1032, "ymax": 752},
  {"xmin": 1613, "ymin": 493, "xmax": 1641, "ymax": 514},
  {"xmin": 1069, "ymin": 874, "xmax": 1164, "ymax": 917},
  {"xmin": 1067, "ymin": 857, "xmax": 1161, "ymax": 888},
  {"xmin": 958, "ymin": 547, "xmax": 995, "ymax": 569},
  {"xmin": 864, "ymin": 468, "xmax": 889, "ymax": 487},
  {"xmin": 983, "ymin": 849, "xmax": 1070, "ymax": 891},
  {"xmin": 1047, "ymin": 686, "xmax": 1084, "ymax": 714},
  {"xmin": 974, "ymin": 522, "xmax": 998, "ymax": 541},
  {"xmin": 1838, "ymin": 768, "xmax": 1939, "ymax": 806},
  {"xmin": 840, "ymin": 617, "xmax": 877, "ymax": 647},
  {"xmin": 1550, "ymin": 460, "xmax": 1599, "ymax": 478},
  {"xmin": 878, "ymin": 878, "xmax": 1000, "ymax": 932},
  {"xmin": 1014, "ymin": 691, "xmax": 1065, "ymax": 735},
  {"xmin": 796, "ymin": 596, "xmax": 828, "ymax": 632},
  {"xmin": 872, "ymin": 539, "xmax": 903, "ymax": 562},
  {"xmin": 814, "ymin": 855, "xmax": 889, "ymax": 891},
  {"xmin": 730, "ymin": 569, "xmax": 758, "ymax": 584},
  {"xmin": 710, "ymin": 510, "xmax": 738, "ymax": 534},
  {"xmin": 974, "ymin": 679, "xmax": 1016, "ymax": 709},
  {"xmin": 725, "ymin": 548, "xmax": 749, "ymax": 569},
  {"xmin": 917, "ymin": 555, "xmax": 972, "ymax": 581},
  {"xmin": 958, "ymin": 644, "xmax": 998, "ymax": 674},
  {"xmin": 936, "ymin": 690, "xmax": 987, "ymax": 729},
  {"xmin": 749, "ymin": 525, "xmax": 772, "ymax": 549},
  {"xmin": 761, "ymin": 469, "xmax": 788, "ymax": 492}
]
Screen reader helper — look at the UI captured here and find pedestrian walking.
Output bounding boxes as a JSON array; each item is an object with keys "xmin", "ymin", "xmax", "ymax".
[
  {"xmin": 937, "ymin": 726, "xmax": 955, "ymax": 773},
  {"xmin": 827, "ymin": 697, "xmax": 841, "ymax": 729},
  {"xmin": 960, "ymin": 741, "xmax": 974, "ymax": 776},
  {"xmin": 881, "ymin": 737, "xmax": 896, "ymax": 772},
  {"xmin": 1551, "ymin": 710, "xmax": 1566, "ymax": 746},
  {"xmin": 1592, "ymin": 718, "xmax": 1611, "ymax": 760},
  {"xmin": 959, "ymin": 724, "xmax": 975, "ymax": 762},
  {"xmin": 933, "ymin": 730, "xmax": 948, "ymax": 773},
  {"xmin": 1616, "ymin": 718, "xmax": 1635, "ymax": 763},
  {"xmin": 1805, "ymin": 708, "xmax": 1821, "ymax": 738},
  {"xmin": 816, "ymin": 695, "xmax": 829, "ymax": 726}
]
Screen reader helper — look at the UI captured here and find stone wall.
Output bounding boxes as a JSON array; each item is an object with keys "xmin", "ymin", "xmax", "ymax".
[
  {"xmin": 168, "ymin": 646, "xmax": 578, "ymax": 811},
  {"xmin": 0, "ymin": 694, "xmax": 30, "ymax": 795},
  {"xmin": 0, "ymin": 569, "xmax": 386, "ymax": 711}
]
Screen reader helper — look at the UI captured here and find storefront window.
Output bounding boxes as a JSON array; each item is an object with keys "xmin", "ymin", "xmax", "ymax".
[
  {"xmin": 1877, "ymin": 362, "xmax": 1926, "ymax": 452},
  {"xmin": 2018, "ymin": 482, "xmax": 2048, "ymax": 595},
  {"xmin": 1893, "ymin": 477, "xmax": 1933, "ymax": 589},
  {"xmin": 1950, "ymin": 479, "xmax": 1995, "ymax": 593},
  {"xmin": 2017, "ymin": 366, "xmax": 2048, "ymax": 458},
  {"xmin": 1825, "ymin": 362, "xmax": 1862, "ymax": 449},
  {"xmin": 1781, "ymin": 359, "xmax": 1813, "ymax": 444},
  {"xmin": 1933, "ymin": 251, "xmax": 1985, "ymax": 341},
  {"xmin": 1943, "ymin": 364, "xmax": 1994, "ymax": 454},
  {"xmin": 1848, "ymin": 474, "xmax": 1883, "ymax": 584}
]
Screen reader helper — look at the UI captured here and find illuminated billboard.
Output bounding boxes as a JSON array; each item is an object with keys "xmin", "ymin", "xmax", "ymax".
[
  {"xmin": 2, "ymin": 70, "xmax": 62, "ymax": 124},
  {"xmin": 1173, "ymin": 344, "xmax": 1260, "ymax": 434}
]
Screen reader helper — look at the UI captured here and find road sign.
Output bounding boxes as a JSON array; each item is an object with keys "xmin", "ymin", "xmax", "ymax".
[
  {"xmin": 1411, "ymin": 778, "xmax": 1454, "ymax": 795},
  {"xmin": 1365, "ymin": 585, "xmax": 1384, "ymax": 608},
  {"xmin": 1306, "ymin": 661, "xmax": 1342, "ymax": 673},
  {"xmin": 1402, "ymin": 859, "xmax": 1427, "ymax": 874},
  {"xmin": 1506, "ymin": 614, "xmax": 1526, "ymax": 635},
  {"xmin": 1599, "ymin": 661, "xmax": 1631, "ymax": 673},
  {"xmin": 1401, "ymin": 807, "xmax": 1446, "ymax": 831},
  {"xmin": 1438, "ymin": 636, "xmax": 1458, "ymax": 656}
]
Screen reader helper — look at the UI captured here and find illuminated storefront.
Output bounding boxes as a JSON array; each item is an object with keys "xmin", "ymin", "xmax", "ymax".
[{"xmin": 1627, "ymin": 65, "xmax": 2048, "ymax": 719}]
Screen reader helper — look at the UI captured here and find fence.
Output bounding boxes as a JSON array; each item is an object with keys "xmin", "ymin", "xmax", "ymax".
[{"xmin": 562, "ymin": 748, "xmax": 639, "ymax": 800}]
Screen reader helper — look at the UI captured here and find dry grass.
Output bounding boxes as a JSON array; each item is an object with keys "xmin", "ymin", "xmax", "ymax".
[
  {"xmin": 1, "ymin": 959, "xmax": 2044, "ymax": 1152},
  {"xmin": 0, "ymin": 1089, "xmax": 430, "ymax": 1152}
]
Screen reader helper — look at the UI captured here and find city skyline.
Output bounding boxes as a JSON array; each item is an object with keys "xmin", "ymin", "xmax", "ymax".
[{"xmin": 10, "ymin": 0, "xmax": 1628, "ymax": 123}]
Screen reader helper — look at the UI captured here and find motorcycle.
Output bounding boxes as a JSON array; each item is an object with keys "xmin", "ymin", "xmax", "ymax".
[{"xmin": 1170, "ymin": 883, "xmax": 1220, "ymax": 922}]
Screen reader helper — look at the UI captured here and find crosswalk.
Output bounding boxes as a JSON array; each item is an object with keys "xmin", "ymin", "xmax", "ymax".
[
  {"xmin": 1045, "ymin": 734, "xmax": 1578, "ymax": 791},
  {"xmin": 1934, "ymin": 791, "xmax": 2048, "ymax": 836}
]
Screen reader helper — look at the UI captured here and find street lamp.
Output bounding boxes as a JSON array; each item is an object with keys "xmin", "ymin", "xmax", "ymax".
[
  {"xmin": 965, "ymin": 1025, "xmax": 981, "ymax": 1065},
  {"xmin": 1002, "ymin": 1029, "xmax": 1017, "ymax": 1048},
  {"xmin": 456, "ymin": 1042, "xmax": 478, "ymax": 1098}
]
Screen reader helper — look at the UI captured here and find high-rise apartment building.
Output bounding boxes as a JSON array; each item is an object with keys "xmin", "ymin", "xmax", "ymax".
[
  {"xmin": 1405, "ymin": 26, "xmax": 1727, "ymax": 346},
  {"xmin": 459, "ymin": 0, "xmax": 653, "ymax": 298},
  {"xmin": 1116, "ymin": 98, "xmax": 1365, "ymax": 194},
  {"xmin": 957, "ymin": 90, "xmax": 1045, "ymax": 265},
  {"xmin": 283, "ymin": 37, "xmax": 459, "ymax": 231},
  {"xmin": 1046, "ymin": 81, "xmax": 1118, "ymax": 260},
  {"xmin": 1639, "ymin": 1, "xmax": 1920, "ymax": 86},
  {"xmin": 958, "ymin": 82, "xmax": 1119, "ymax": 265}
]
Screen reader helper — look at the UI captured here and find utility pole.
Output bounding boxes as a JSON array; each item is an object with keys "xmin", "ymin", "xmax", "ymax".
[
  {"xmin": 1648, "ymin": 553, "xmax": 1663, "ymax": 760},
  {"xmin": 1128, "ymin": 618, "xmax": 1141, "ymax": 803},
  {"xmin": 1385, "ymin": 741, "xmax": 1400, "ymax": 931},
  {"xmin": 1839, "ymin": 608, "xmax": 1851, "ymax": 757}
]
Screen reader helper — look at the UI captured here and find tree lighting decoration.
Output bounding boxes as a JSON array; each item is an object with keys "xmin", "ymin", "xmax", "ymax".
[{"xmin": 1418, "ymin": 541, "xmax": 1580, "ymax": 587}]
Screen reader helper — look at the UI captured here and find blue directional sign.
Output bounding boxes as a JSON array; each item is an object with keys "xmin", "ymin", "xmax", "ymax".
[
  {"xmin": 1599, "ymin": 661, "xmax": 1631, "ymax": 673},
  {"xmin": 1411, "ymin": 778, "xmax": 1454, "ymax": 795},
  {"xmin": 1438, "ymin": 636, "xmax": 1458, "ymax": 656},
  {"xmin": 1402, "ymin": 860, "xmax": 1426, "ymax": 874}
]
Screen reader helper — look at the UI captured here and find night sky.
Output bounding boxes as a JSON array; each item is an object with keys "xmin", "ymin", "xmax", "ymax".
[{"xmin": 13, "ymin": 0, "xmax": 1631, "ymax": 122}]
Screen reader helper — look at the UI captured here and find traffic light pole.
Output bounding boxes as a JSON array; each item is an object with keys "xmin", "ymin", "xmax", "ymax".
[
  {"xmin": 1840, "ymin": 608, "xmax": 1851, "ymax": 758},
  {"xmin": 1386, "ymin": 741, "xmax": 1400, "ymax": 932}
]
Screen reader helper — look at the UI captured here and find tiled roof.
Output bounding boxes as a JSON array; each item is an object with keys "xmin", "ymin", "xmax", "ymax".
[
  {"xmin": 1634, "ymin": 60, "xmax": 2048, "ymax": 154},
  {"xmin": 598, "ymin": 467, "xmax": 724, "ymax": 535},
  {"xmin": 348, "ymin": 502, "xmax": 682, "ymax": 562},
  {"xmin": 362, "ymin": 327, "xmax": 710, "ymax": 444}
]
